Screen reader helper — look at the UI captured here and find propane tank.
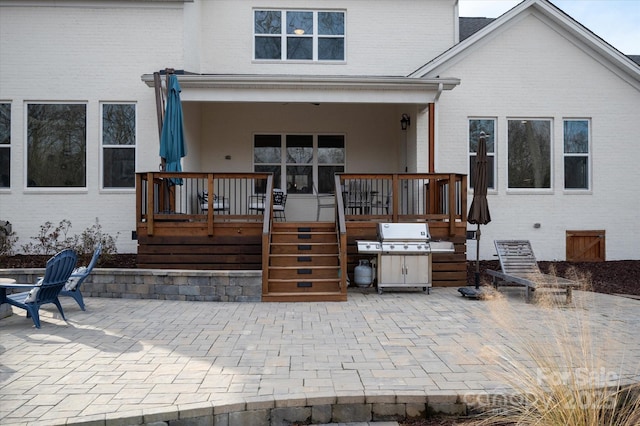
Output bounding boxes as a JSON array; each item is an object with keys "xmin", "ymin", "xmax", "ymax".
[{"xmin": 354, "ymin": 259, "xmax": 374, "ymax": 287}]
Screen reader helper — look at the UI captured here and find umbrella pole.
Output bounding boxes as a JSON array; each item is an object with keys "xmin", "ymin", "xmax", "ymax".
[{"xmin": 475, "ymin": 224, "xmax": 481, "ymax": 289}]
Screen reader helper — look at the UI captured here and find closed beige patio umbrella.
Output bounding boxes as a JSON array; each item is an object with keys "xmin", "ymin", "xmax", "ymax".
[{"xmin": 461, "ymin": 131, "xmax": 492, "ymax": 296}]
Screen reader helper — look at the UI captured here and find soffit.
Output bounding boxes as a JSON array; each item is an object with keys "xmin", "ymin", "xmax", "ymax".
[{"xmin": 141, "ymin": 73, "xmax": 460, "ymax": 104}]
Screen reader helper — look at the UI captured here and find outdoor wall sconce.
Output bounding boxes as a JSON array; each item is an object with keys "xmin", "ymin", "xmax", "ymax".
[{"xmin": 400, "ymin": 114, "xmax": 411, "ymax": 130}]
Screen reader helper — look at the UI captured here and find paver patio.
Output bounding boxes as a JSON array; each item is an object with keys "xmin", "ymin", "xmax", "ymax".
[{"xmin": 1, "ymin": 287, "xmax": 638, "ymax": 425}]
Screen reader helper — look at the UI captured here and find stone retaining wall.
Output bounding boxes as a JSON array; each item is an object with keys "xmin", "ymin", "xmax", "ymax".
[
  {"xmin": 79, "ymin": 393, "xmax": 467, "ymax": 425},
  {"xmin": 0, "ymin": 268, "xmax": 262, "ymax": 303}
]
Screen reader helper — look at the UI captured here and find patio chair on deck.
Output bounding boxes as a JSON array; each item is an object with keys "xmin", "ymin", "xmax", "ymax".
[
  {"xmin": 60, "ymin": 243, "xmax": 102, "ymax": 311},
  {"xmin": 313, "ymin": 183, "xmax": 335, "ymax": 221},
  {"xmin": 249, "ymin": 189, "xmax": 286, "ymax": 221},
  {"xmin": 372, "ymin": 192, "xmax": 392, "ymax": 215},
  {"xmin": 248, "ymin": 193, "xmax": 266, "ymax": 215},
  {"xmin": 0, "ymin": 249, "xmax": 77, "ymax": 328},
  {"xmin": 486, "ymin": 240, "xmax": 580, "ymax": 303},
  {"xmin": 344, "ymin": 181, "xmax": 372, "ymax": 215},
  {"xmin": 198, "ymin": 191, "xmax": 230, "ymax": 213},
  {"xmin": 272, "ymin": 189, "xmax": 287, "ymax": 221}
]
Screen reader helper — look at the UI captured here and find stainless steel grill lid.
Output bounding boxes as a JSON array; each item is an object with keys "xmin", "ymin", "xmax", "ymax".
[
  {"xmin": 377, "ymin": 223, "xmax": 431, "ymax": 242},
  {"xmin": 357, "ymin": 223, "xmax": 453, "ymax": 254}
]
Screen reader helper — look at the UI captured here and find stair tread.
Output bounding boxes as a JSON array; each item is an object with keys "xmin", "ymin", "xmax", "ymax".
[
  {"xmin": 267, "ymin": 278, "xmax": 341, "ymax": 282},
  {"xmin": 264, "ymin": 291, "xmax": 344, "ymax": 296},
  {"xmin": 269, "ymin": 265, "xmax": 340, "ymax": 270},
  {"xmin": 267, "ymin": 222, "xmax": 342, "ymax": 301},
  {"xmin": 271, "ymin": 232, "xmax": 336, "ymax": 235},
  {"xmin": 270, "ymin": 253, "xmax": 338, "ymax": 257},
  {"xmin": 270, "ymin": 242, "xmax": 338, "ymax": 245}
]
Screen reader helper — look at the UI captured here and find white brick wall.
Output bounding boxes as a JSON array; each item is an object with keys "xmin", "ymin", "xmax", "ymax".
[
  {"xmin": 433, "ymin": 14, "xmax": 640, "ymax": 260},
  {"xmin": 1, "ymin": 1, "xmax": 638, "ymax": 261},
  {"xmin": 198, "ymin": 0, "xmax": 456, "ymax": 76},
  {"xmin": 0, "ymin": 2, "xmax": 186, "ymax": 253}
]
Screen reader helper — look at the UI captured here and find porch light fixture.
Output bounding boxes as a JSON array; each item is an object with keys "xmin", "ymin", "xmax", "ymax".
[
  {"xmin": 294, "ymin": 28, "xmax": 305, "ymax": 35},
  {"xmin": 400, "ymin": 114, "xmax": 411, "ymax": 130}
]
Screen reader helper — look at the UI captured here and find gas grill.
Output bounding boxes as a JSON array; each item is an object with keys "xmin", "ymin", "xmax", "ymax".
[{"xmin": 357, "ymin": 223, "xmax": 454, "ymax": 294}]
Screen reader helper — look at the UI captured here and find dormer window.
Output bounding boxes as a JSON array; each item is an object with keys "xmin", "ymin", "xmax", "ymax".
[{"xmin": 254, "ymin": 10, "xmax": 345, "ymax": 61}]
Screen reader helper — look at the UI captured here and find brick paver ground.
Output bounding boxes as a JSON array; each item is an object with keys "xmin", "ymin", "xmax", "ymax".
[{"xmin": 1, "ymin": 287, "xmax": 638, "ymax": 425}]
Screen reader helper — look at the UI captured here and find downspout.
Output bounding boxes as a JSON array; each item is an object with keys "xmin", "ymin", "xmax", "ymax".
[
  {"xmin": 154, "ymin": 71, "xmax": 166, "ymax": 171},
  {"xmin": 435, "ymin": 82, "xmax": 443, "ymax": 102}
]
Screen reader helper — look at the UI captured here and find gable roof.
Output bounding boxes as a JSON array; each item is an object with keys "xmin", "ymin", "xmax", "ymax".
[
  {"xmin": 459, "ymin": 17, "xmax": 495, "ymax": 42},
  {"xmin": 412, "ymin": 0, "xmax": 640, "ymax": 90}
]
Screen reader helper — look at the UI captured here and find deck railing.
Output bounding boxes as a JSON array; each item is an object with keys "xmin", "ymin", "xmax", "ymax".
[
  {"xmin": 136, "ymin": 172, "xmax": 273, "ymax": 235},
  {"xmin": 136, "ymin": 172, "xmax": 467, "ymax": 236},
  {"xmin": 338, "ymin": 173, "xmax": 467, "ymax": 227}
]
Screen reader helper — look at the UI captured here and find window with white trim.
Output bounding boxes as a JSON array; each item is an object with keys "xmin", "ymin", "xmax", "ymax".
[
  {"xmin": 254, "ymin": 134, "xmax": 345, "ymax": 193},
  {"xmin": 254, "ymin": 10, "xmax": 345, "ymax": 61},
  {"xmin": 27, "ymin": 103, "xmax": 86, "ymax": 188},
  {"xmin": 102, "ymin": 103, "xmax": 136, "ymax": 189},
  {"xmin": 0, "ymin": 103, "xmax": 10, "ymax": 188},
  {"xmin": 563, "ymin": 119, "xmax": 590, "ymax": 190},
  {"xmin": 468, "ymin": 119, "xmax": 495, "ymax": 190},
  {"xmin": 507, "ymin": 119, "xmax": 551, "ymax": 189}
]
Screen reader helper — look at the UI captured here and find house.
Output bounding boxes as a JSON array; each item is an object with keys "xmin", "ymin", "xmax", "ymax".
[{"xmin": 1, "ymin": 0, "xmax": 638, "ymax": 269}]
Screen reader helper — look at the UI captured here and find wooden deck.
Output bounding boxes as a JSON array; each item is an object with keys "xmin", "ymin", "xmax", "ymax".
[{"xmin": 136, "ymin": 172, "xmax": 468, "ymax": 301}]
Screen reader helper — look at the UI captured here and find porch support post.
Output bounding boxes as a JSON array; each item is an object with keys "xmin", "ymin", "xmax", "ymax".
[
  {"xmin": 428, "ymin": 103, "xmax": 435, "ymax": 173},
  {"xmin": 146, "ymin": 172, "xmax": 155, "ymax": 236},
  {"xmin": 207, "ymin": 174, "xmax": 214, "ymax": 236},
  {"xmin": 448, "ymin": 173, "xmax": 456, "ymax": 236}
]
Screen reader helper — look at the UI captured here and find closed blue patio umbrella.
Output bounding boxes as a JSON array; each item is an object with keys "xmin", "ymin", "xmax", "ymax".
[{"xmin": 160, "ymin": 74, "xmax": 186, "ymax": 184}]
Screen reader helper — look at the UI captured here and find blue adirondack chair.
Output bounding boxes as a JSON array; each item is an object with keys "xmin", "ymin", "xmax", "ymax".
[
  {"xmin": 0, "ymin": 249, "xmax": 77, "ymax": 328},
  {"xmin": 60, "ymin": 243, "xmax": 102, "ymax": 311}
]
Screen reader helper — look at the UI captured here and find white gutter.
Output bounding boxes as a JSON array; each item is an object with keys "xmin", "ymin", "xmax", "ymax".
[
  {"xmin": 141, "ymin": 73, "xmax": 460, "ymax": 104},
  {"xmin": 142, "ymin": 73, "xmax": 459, "ymax": 90}
]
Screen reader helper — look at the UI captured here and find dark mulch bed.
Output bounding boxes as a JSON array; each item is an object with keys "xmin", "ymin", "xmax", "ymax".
[
  {"xmin": 467, "ymin": 259, "xmax": 640, "ymax": 296},
  {"xmin": 0, "ymin": 253, "xmax": 138, "ymax": 269},
  {"xmin": 2, "ymin": 255, "xmax": 638, "ymax": 297}
]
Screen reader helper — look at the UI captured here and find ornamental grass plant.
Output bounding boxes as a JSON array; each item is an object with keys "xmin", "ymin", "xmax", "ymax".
[{"xmin": 472, "ymin": 267, "xmax": 640, "ymax": 426}]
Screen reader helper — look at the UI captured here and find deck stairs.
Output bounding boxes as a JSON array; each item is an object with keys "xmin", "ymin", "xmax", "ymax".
[{"xmin": 263, "ymin": 222, "xmax": 346, "ymax": 302}]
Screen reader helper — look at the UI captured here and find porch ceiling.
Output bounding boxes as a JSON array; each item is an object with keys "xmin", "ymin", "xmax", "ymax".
[{"xmin": 141, "ymin": 73, "xmax": 460, "ymax": 104}]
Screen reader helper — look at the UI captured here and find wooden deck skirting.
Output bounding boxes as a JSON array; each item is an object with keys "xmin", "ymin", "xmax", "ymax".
[
  {"xmin": 135, "ymin": 172, "xmax": 469, "ymax": 298},
  {"xmin": 344, "ymin": 221, "xmax": 468, "ymax": 288}
]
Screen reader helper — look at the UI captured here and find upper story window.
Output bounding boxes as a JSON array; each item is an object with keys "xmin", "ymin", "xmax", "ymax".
[
  {"xmin": 27, "ymin": 103, "xmax": 86, "ymax": 188},
  {"xmin": 468, "ymin": 119, "xmax": 495, "ymax": 191},
  {"xmin": 102, "ymin": 103, "xmax": 136, "ymax": 189},
  {"xmin": 0, "ymin": 103, "xmax": 10, "ymax": 188},
  {"xmin": 254, "ymin": 10, "xmax": 345, "ymax": 61},
  {"xmin": 563, "ymin": 119, "xmax": 590, "ymax": 190}
]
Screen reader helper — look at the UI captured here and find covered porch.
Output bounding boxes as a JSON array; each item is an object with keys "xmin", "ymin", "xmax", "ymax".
[{"xmin": 136, "ymin": 172, "xmax": 467, "ymax": 302}]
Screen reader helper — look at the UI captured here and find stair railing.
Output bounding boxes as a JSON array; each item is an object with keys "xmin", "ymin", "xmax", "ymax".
[
  {"xmin": 334, "ymin": 174, "xmax": 348, "ymax": 294},
  {"xmin": 261, "ymin": 175, "xmax": 274, "ymax": 297}
]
